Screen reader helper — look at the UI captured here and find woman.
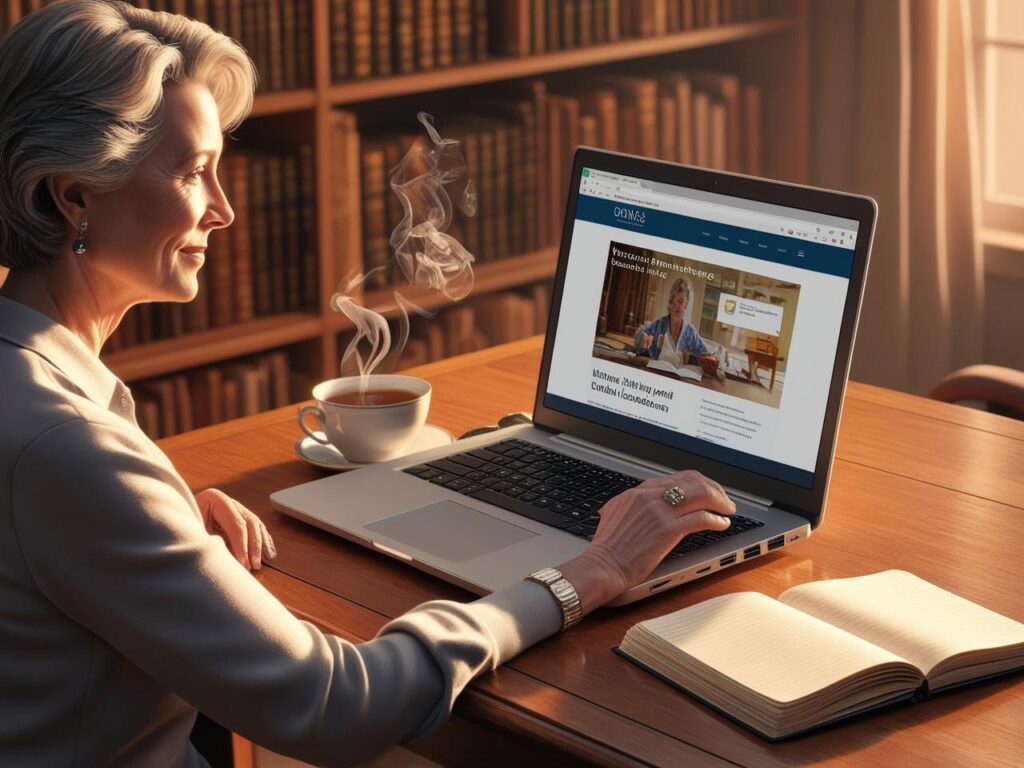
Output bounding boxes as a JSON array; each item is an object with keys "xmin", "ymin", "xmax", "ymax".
[
  {"xmin": 634, "ymin": 276, "xmax": 719, "ymax": 376},
  {"xmin": 0, "ymin": 3, "xmax": 735, "ymax": 766}
]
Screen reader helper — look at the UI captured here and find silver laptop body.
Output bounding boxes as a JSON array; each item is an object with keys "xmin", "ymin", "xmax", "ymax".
[{"xmin": 272, "ymin": 148, "xmax": 875, "ymax": 605}]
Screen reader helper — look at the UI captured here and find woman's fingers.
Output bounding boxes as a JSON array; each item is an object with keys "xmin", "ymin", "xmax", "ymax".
[
  {"xmin": 640, "ymin": 471, "xmax": 736, "ymax": 517},
  {"xmin": 240, "ymin": 501, "xmax": 263, "ymax": 570},
  {"xmin": 221, "ymin": 506, "xmax": 250, "ymax": 570},
  {"xmin": 262, "ymin": 521, "xmax": 278, "ymax": 560}
]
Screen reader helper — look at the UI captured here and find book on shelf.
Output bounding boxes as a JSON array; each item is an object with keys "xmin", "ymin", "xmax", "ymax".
[
  {"xmin": 349, "ymin": 0, "xmax": 373, "ymax": 78},
  {"xmin": 452, "ymin": 0, "xmax": 473, "ymax": 65},
  {"xmin": 435, "ymin": 0, "xmax": 454, "ymax": 68},
  {"xmin": 372, "ymin": 0, "xmax": 393, "ymax": 76},
  {"xmin": 130, "ymin": 349, "xmax": 309, "ymax": 439},
  {"xmin": 415, "ymin": 0, "xmax": 435, "ymax": 71},
  {"xmin": 616, "ymin": 570, "xmax": 1024, "ymax": 741},
  {"xmin": 394, "ymin": 0, "xmax": 417, "ymax": 74}
]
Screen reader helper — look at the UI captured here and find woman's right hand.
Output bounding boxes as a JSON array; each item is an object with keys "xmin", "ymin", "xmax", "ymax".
[{"xmin": 557, "ymin": 471, "xmax": 736, "ymax": 613}]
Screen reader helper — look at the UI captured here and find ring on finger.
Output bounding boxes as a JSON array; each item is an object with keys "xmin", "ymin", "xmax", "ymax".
[{"xmin": 663, "ymin": 486, "xmax": 686, "ymax": 507}]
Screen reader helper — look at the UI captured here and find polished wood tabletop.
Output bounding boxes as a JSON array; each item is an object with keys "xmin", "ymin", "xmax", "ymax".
[{"xmin": 160, "ymin": 337, "xmax": 1024, "ymax": 768}]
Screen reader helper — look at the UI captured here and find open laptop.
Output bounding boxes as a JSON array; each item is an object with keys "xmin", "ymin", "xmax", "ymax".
[{"xmin": 271, "ymin": 147, "xmax": 875, "ymax": 605}]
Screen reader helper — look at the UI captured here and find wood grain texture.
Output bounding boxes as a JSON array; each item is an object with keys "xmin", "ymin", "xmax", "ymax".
[{"xmin": 159, "ymin": 338, "xmax": 1024, "ymax": 767}]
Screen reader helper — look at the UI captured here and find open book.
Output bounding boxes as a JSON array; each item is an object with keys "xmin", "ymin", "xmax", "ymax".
[
  {"xmin": 616, "ymin": 571, "xmax": 1024, "ymax": 741},
  {"xmin": 646, "ymin": 358, "xmax": 702, "ymax": 382}
]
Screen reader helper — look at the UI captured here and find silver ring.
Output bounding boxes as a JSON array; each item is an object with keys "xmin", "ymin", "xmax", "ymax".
[{"xmin": 664, "ymin": 486, "xmax": 685, "ymax": 507}]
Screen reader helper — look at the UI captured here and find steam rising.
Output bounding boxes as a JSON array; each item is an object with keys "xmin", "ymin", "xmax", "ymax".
[{"xmin": 331, "ymin": 113, "xmax": 477, "ymax": 383}]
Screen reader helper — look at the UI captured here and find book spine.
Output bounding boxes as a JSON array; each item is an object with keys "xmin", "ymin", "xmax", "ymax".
[
  {"xmin": 472, "ymin": 0, "xmax": 488, "ymax": 60},
  {"xmin": 248, "ymin": 154, "xmax": 271, "ymax": 316},
  {"xmin": 435, "ymin": 0, "xmax": 453, "ymax": 68},
  {"xmin": 415, "ymin": 0, "xmax": 435, "ymax": 70},
  {"xmin": 227, "ymin": 153, "xmax": 254, "ymax": 323},
  {"xmin": 452, "ymin": 0, "xmax": 472, "ymax": 65},
  {"xmin": 560, "ymin": 0, "xmax": 576, "ymax": 48},
  {"xmin": 331, "ymin": 0, "xmax": 349, "ymax": 81},
  {"xmin": 492, "ymin": 122, "xmax": 509, "ymax": 260},
  {"xmin": 373, "ymin": 0, "xmax": 393, "ymax": 76},
  {"xmin": 282, "ymin": 152, "xmax": 303, "ymax": 312},
  {"xmin": 360, "ymin": 143, "xmax": 389, "ymax": 288},
  {"xmin": 295, "ymin": 0, "xmax": 312, "ymax": 87},
  {"xmin": 279, "ymin": 0, "xmax": 298, "ymax": 90},
  {"xmin": 394, "ymin": 0, "xmax": 417, "ymax": 73},
  {"xmin": 577, "ymin": 0, "xmax": 593, "ymax": 46},
  {"xmin": 265, "ymin": 0, "xmax": 284, "ymax": 91},
  {"xmin": 298, "ymin": 144, "xmax": 318, "ymax": 311},
  {"xmin": 349, "ymin": 0, "xmax": 372, "ymax": 78},
  {"xmin": 265, "ymin": 153, "xmax": 287, "ymax": 314}
]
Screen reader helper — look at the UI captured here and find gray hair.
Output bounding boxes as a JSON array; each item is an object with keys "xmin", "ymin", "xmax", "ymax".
[
  {"xmin": 0, "ymin": 0, "xmax": 256, "ymax": 270},
  {"xmin": 668, "ymin": 276, "xmax": 692, "ymax": 307}
]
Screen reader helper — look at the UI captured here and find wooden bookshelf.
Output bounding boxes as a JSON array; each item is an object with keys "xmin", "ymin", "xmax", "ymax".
[
  {"xmin": 327, "ymin": 17, "xmax": 793, "ymax": 106},
  {"xmin": 346, "ymin": 248, "xmax": 559, "ymax": 327},
  {"xmin": 1, "ymin": 0, "xmax": 812, "ymax": 432},
  {"xmin": 104, "ymin": 313, "xmax": 322, "ymax": 382}
]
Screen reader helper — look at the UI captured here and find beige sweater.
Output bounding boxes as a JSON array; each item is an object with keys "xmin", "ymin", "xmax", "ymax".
[{"xmin": 0, "ymin": 296, "xmax": 561, "ymax": 767}]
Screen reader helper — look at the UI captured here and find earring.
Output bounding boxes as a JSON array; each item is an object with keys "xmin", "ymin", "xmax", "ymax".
[{"xmin": 72, "ymin": 221, "xmax": 88, "ymax": 254}]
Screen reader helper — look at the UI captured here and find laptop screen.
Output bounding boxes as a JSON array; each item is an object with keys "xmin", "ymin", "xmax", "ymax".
[{"xmin": 543, "ymin": 165, "xmax": 860, "ymax": 489}]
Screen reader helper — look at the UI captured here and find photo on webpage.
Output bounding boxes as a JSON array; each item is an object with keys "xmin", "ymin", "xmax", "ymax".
[{"xmin": 592, "ymin": 241, "xmax": 801, "ymax": 409}]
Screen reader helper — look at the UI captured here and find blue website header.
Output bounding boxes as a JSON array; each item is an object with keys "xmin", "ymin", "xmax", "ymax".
[{"xmin": 575, "ymin": 194, "xmax": 855, "ymax": 279}]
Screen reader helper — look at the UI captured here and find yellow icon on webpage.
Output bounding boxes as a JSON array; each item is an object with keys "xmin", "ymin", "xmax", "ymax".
[{"xmin": 724, "ymin": 299, "xmax": 737, "ymax": 315}]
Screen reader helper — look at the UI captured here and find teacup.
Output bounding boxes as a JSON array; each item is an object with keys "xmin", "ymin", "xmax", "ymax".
[{"xmin": 297, "ymin": 374, "xmax": 431, "ymax": 463}]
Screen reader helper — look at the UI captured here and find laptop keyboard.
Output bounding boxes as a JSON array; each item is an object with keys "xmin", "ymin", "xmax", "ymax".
[{"xmin": 403, "ymin": 438, "xmax": 763, "ymax": 559}]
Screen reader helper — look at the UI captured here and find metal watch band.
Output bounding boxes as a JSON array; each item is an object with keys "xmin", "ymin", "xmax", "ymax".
[{"xmin": 526, "ymin": 567, "xmax": 583, "ymax": 631}]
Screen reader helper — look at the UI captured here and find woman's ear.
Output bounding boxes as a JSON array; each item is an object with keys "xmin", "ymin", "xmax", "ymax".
[{"xmin": 46, "ymin": 174, "xmax": 89, "ymax": 231}]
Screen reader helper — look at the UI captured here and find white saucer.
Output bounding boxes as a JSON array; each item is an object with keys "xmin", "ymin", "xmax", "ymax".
[{"xmin": 294, "ymin": 424, "xmax": 455, "ymax": 471}]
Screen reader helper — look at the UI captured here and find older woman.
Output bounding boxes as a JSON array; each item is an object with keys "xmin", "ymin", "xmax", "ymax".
[
  {"xmin": 0, "ymin": 2, "xmax": 735, "ymax": 766},
  {"xmin": 634, "ymin": 276, "xmax": 719, "ymax": 375}
]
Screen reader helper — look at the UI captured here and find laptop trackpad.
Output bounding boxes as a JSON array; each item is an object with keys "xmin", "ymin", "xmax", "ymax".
[{"xmin": 365, "ymin": 500, "xmax": 537, "ymax": 563}]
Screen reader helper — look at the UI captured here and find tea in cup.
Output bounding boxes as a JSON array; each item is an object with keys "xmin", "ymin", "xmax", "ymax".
[{"xmin": 297, "ymin": 374, "xmax": 431, "ymax": 463}]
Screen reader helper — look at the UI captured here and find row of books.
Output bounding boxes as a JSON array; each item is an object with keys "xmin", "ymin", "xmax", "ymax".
[
  {"xmin": 331, "ymin": 0, "xmax": 488, "ymax": 81},
  {"xmin": 105, "ymin": 145, "xmax": 319, "ymax": 352},
  {"xmin": 500, "ymin": 0, "xmax": 765, "ymax": 57},
  {"xmin": 132, "ymin": 349, "xmax": 311, "ymax": 439},
  {"xmin": 4, "ymin": 0, "xmax": 313, "ymax": 92},
  {"xmin": 392, "ymin": 282, "xmax": 551, "ymax": 369},
  {"xmin": 330, "ymin": 0, "xmax": 765, "ymax": 80},
  {"xmin": 130, "ymin": 281, "xmax": 549, "ymax": 438},
  {"xmin": 336, "ymin": 69, "xmax": 761, "ymax": 288}
]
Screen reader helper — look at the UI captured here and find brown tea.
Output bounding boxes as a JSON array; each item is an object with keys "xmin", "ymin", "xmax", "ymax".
[{"xmin": 326, "ymin": 388, "xmax": 418, "ymax": 407}]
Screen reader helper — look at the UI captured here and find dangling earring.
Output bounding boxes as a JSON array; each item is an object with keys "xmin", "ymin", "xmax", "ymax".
[{"xmin": 72, "ymin": 221, "xmax": 88, "ymax": 254}]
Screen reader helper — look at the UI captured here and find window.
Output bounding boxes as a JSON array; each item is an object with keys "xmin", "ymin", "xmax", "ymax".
[{"xmin": 976, "ymin": 0, "xmax": 1024, "ymax": 233}]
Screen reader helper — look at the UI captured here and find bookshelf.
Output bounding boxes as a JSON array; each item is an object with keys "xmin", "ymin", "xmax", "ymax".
[{"xmin": 4, "ymin": 0, "xmax": 810, "ymax": 438}]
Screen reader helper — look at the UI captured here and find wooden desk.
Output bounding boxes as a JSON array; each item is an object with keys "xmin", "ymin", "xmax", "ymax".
[{"xmin": 160, "ymin": 337, "xmax": 1024, "ymax": 768}]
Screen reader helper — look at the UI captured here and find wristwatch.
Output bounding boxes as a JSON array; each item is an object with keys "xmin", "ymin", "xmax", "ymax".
[{"xmin": 526, "ymin": 567, "xmax": 583, "ymax": 631}]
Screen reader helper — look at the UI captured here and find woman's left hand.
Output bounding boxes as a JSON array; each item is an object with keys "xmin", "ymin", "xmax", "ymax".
[{"xmin": 195, "ymin": 488, "xmax": 277, "ymax": 571}]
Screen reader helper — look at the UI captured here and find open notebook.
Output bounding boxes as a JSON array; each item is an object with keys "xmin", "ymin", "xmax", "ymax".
[{"xmin": 616, "ymin": 570, "xmax": 1024, "ymax": 740}]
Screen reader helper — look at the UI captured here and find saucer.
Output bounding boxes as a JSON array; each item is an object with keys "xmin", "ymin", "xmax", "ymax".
[{"xmin": 295, "ymin": 424, "xmax": 455, "ymax": 471}]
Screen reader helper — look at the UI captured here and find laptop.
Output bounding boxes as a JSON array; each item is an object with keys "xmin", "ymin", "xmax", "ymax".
[{"xmin": 271, "ymin": 147, "xmax": 875, "ymax": 605}]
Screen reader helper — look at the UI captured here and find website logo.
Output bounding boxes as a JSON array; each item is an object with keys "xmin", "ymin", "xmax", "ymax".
[{"xmin": 613, "ymin": 205, "xmax": 646, "ymax": 227}]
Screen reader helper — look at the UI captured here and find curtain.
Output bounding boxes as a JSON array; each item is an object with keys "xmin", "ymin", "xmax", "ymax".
[{"xmin": 810, "ymin": 0, "xmax": 984, "ymax": 394}]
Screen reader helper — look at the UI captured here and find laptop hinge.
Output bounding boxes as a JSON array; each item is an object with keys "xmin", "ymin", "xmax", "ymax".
[{"xmin": 551, "ymin": 432, "xmax": 775, "ymax": 507}]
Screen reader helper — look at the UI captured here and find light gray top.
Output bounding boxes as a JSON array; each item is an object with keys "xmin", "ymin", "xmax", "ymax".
[{"xmin": 0, "ymin": 296, "xmax": 562, "ymax": 767}]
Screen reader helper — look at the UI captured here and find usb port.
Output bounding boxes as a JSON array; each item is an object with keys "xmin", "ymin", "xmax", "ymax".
[
  {"xmin": 767, "ymin": 535, "xmax": 785, "ymax": 551},
  {"xmin": 649, "ymin": 578, "xmax": 672, "ymax": 592},
  {"xmin": 743, "ymin": 544, "xmax": 761, "ymax": 560},
  {"xmin": 719, "ymin": 554, "xmax": 737, "ymax": 566}
]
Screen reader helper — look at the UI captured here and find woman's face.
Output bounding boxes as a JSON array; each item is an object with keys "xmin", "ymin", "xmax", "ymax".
[
  {"xmin": 668, "ymin": 289, "xmax": 688, "ymax": 324},
  {"xmin": 83, "ymin": 81, "xmax": 233, "ymax": 305}
]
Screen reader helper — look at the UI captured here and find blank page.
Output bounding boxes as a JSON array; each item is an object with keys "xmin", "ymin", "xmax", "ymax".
[
  {"xmin": 779, "ymin": 570, "xmax": 1024, "ymax": 677},
  {"xmin": 633, "ymin": 592, "xmax": 911, "ymax": 704}
]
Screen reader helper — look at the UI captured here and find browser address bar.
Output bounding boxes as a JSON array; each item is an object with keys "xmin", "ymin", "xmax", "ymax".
[{"xmin": 603, "ymin": 188, "xmax": 785, "ymax": 237}]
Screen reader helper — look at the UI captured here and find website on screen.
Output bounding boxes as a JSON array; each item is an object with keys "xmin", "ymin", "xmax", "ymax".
[{"xmin": 545, "ymin": 169, "xmax": 859, "ymax": 488}]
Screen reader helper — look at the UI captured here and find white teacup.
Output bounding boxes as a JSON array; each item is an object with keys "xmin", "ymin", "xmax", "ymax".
[{"xmin": 297, "ymin": 375, "xmax": 431, "ymax": 464}]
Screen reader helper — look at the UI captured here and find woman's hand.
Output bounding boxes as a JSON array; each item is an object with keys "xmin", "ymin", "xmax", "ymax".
[
  {"xmin": 195, "ymin": 488, "xmax": 277, "ymax": 571},
  {"xmin": 558, "ymin": 471, "xmax": 735, "ymax": 613}
]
